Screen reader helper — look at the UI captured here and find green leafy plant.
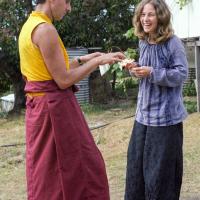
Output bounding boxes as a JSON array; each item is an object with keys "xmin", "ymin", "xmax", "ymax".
[
  {"xmin": 115, "ymin": 77, "xmax": 139, "ymax": 98},
  {"xmin": 123, "ymin": 28, "xmax": 137, "ymax": 41},
  {"xmin": 183, "ymin": 82, "xmax": 197, "ymax": 97},
  {"xmin": 0, "ymin": 76, "xmax": 12, "ymax": 95},
  {"xmin": 108, "ymin": 45, "xmax": 138, "ymax": 79},
  {"xmin": 108, "ymin": 47, "xmax": 138, "ymax": 96},
  {"xmin": 107, "ymin": 26, "xmax": 139, "ymax": 97},
  {"xmin": 184, "ymin": 100, "xmax": 197, "ymax": 113}
]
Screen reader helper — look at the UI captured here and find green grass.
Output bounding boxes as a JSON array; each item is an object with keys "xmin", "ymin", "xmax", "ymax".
[
  {"xmin": 81, "ymin": 100, "xmax": 135, "ymax": 115},
  {"xmin": 0, "ymin": 101, "xmax": 200, "ymax": 200}
]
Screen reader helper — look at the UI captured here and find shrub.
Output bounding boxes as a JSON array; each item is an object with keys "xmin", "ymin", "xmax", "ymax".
[
  {"xmin": 115, "ymin": 77, "xmax": 139, "ymax": 98},
  {"xmin": 183, "ymin": 82, "xmax": 196, "ymax": 97},
  {"xmin": 184, "ymin": 100, "xmax": 197, "ymax": 113},
  {"xmin": 0, "ymin": 77, "xmax": 12, "ymax": 95}
]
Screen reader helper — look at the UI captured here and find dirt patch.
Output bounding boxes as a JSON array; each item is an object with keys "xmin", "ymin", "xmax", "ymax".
[
  {"xmin": 0, "ymin": 112, "xmax": 200, "ymax": 200},
  {"xmin": 92, "ymin": 113, "xmax": 200, "ymax": 200}
]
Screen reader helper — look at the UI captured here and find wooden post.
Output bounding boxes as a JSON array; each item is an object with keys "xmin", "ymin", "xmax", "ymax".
[{"xmin": 195, "ymin": 41, "xmax": 200, "ymax": 112}]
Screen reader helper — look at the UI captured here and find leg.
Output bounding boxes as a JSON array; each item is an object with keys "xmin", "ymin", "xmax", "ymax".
[
  {"xmin": 26, "ymin": 96, "xmax": 63, "ymax": 200},
  {"xmin": 125, "ymin": 121, "xmax": 147, "ymax": 200},
  {"xmin": 47, "ymin": 91, "xmax": 109, "ymax": 200},
  {"xmin": 144, "ymin": 123, "xmax": 183, "ymax": 200}
]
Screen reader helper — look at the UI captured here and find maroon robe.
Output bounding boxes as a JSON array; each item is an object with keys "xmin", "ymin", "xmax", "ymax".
[{"xmin": 25, "ymin": 80, "xmax": 110, "ymax": 200}]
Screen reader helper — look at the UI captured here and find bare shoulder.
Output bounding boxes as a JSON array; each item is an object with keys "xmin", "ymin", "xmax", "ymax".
[
  {"xmin": 32, "ymin": 23, "xmax": 58, "ymax": 46},
  {"xmin": 36, "ymin": 23, "xmax": 57, "ymax": 35}
]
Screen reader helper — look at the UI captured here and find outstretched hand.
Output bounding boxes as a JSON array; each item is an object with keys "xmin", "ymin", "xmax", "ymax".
[
  {"xmin": 98, "ymin": 52, "xmax": 126, "ymax": 65},
  {"xmin": 80, "ymin": 52, "xmax": 103, "ymax": 63}
]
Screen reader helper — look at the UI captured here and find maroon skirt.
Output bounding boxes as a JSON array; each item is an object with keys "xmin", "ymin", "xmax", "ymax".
[{"xmin": 25, "ymin": 80, "xmax": 109, "ymax": 200}]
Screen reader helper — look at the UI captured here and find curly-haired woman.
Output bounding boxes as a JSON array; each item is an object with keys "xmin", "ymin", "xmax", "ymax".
[{"xmin": 125, "ymin": 0, "xmax": 188, "ymax": 199}]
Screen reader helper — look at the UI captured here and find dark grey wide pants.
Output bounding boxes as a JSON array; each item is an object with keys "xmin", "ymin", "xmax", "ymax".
[{"xmin": 125, "ymin": 121, "xmax": 183, "ymax": 200}]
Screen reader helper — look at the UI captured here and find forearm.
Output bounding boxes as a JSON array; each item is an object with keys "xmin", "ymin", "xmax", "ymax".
[
  {"xmin": 149, "ymin": 66, "xmax": 188, "ymax": 87},
  {"xmin": 55, "ymin": 57, "xmax": 101, "ymax": 89},
  {"xmin": 149, "ymin": 47, "xmax": 188, "ymax": 87},
  {"xmin": 69, "ymin": 52, "xmax": 103, "ymax": 69},
  {"xmin": 69, "ymin": 58, "xmax": 79, "ymax": 69}
]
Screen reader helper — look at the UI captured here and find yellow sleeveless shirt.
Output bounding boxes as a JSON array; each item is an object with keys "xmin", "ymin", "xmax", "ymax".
[{"xmin": 19, "ymin": 11, "xmax": 70, "ymax": 81}]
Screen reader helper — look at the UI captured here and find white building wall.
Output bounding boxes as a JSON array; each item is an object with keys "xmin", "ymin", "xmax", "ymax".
[{"xmin": 166, "ymin": 0, "xmax": 200, "ymax": 38}]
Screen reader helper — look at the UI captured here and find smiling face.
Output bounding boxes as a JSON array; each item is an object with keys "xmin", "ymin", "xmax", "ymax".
[
  {"xmin": 49, "ymin": 0, "xmax": 71, "ymax": 21},
  {"xmin": 140, "ymin": 3, "xmax": 158, "ymax": 36}
]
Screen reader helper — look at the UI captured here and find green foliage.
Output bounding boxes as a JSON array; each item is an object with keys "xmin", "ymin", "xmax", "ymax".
[
  {"xmin": 81, "ymin": 103, "xmax": 106, "ymax": 114},
  {"xmin": 183, "ymin": 81, "xmax": 197, "ymax": 113},
  {"xmin": 183, "ymin": 82, "xmax": 197, "ymax": 97},
  {"xmin": 110, "ymin": 63, "xmax": 124, "ymax": 78},
  {"xmin": 123, "ymin": 27, "xmax": 137, "ymax": 41},
  {"xmin": 109, "ymin": 47, "xmax": 138, "ymax": 75},
  {"xmin": 184, "ymin": 100, "xmax": 197, "ymax": 113},
  {"xmin": 0, "ymin": 76, "xmax": 12, "ymax": 94},
  {"xmin": 81, "ymin": 98, "xmax": 135, "ymax": 115},
  {"xmin": 0, "ymin": 111, "xmax": 8, "ymax": 118},
  {"xmin": 108, "ymin": 46, "xmax": 138, "ymax": 92},
  {"xmin": 0, "ymin": 0, "xmax": 140, "ymax": 65},
  {"xmin": 0, "ymin": 0, "xmax": 140, "ymax": 56},
  {"xmin": 0, "ymin": 0, "xmax": 139, "ymax": 75},
  {"xmin": 56, "ymin": 0, "xmax": 139, "ymax": 49},
  {"xmin": 124, "ymin": 48, "xmax": 138, "ymax": 60},
  {"xmin": 106, "ymin": 26, "xmax": 139, "ymax": 96},
  {"xmin": 108, "ymin": 26, "xmax": 138, "ymax": 81},
  {"xmin": 0, "ymin": 0, "xmax": 30, "ymax": 66},
  {"xmin": 115, "ymin": 77, "xmax": 139, "ymax": 97}
]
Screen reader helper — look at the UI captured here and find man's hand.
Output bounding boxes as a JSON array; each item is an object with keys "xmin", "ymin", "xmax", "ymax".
[
  {"xmin": 80, "ymin": 52, "xmax": 103, "ymax": 63},
  {"xmin": 97, "ymin": 52, "xmax": 126, "ymax": 65}
]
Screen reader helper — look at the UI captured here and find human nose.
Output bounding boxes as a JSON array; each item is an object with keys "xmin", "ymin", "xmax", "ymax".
[{"xmin": 143, "ymin": 14, "xmax": 149, "ymax": 22}]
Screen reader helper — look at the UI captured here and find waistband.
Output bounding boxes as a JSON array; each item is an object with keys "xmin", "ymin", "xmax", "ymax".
[
  {"xmin": 25, "ymin": 80, "xmax": 79, "ymax": 95},
  {"xmin": 26, "ymin": 92, "xmax": 46, "ymax": 98}
]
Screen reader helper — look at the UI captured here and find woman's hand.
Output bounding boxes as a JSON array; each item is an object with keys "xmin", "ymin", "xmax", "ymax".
[
  {"xmin": 130, "ymin": 66, "xmax": 152, "ymax": 78},
  {"xmin": 124, "ymin": 61, "xmax": 140, "ymax": 70}
]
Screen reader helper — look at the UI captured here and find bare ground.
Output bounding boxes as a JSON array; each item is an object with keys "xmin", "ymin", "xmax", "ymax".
[
  {"xmin": 91, "ymin": 112, "xmax": 200, "ymax": 200},
  {"xmin": 0, "ymin": 111, "xmax": 200, "ymax": 200}
]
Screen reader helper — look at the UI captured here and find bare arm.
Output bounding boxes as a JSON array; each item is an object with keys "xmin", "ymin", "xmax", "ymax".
[
  {"xmin": 32, "ymin": 23, "xmax": 124, "ymax": 89},
  {"xmin": 69, "ymin": 52, "xmax": 104, "ymax": 69}
]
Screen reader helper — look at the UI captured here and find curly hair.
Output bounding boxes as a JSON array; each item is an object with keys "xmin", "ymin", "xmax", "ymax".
[{"xmin": 133, "ymin": 0, "xmax": 174, "ymax": 43}]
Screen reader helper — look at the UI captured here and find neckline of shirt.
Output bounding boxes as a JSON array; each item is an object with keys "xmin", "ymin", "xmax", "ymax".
[{"xmin": 31, "ymin": 11, "xmax": 52, "ymax": 24}]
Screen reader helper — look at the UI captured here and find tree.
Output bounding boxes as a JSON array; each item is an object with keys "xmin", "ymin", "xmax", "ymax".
[
  {"xmin": 57, "ymin": 0, "xmax": 140, "ymax": 50},
  {"xmin": 0, "ymin": 0, "xmax": 140, "ymax": 114},
  {"xmin": 0, "ymin": 0, "xmax": 33, "ymax": 114},
  {"xmin": 57, "ymin": 0, "xmax": 140, "ymax": 99}
]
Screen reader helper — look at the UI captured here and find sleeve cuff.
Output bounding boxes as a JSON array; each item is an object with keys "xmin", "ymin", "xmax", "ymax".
[{"xmin": 148, "ymin": 67, "xmax": 154, "ymax": 82}]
